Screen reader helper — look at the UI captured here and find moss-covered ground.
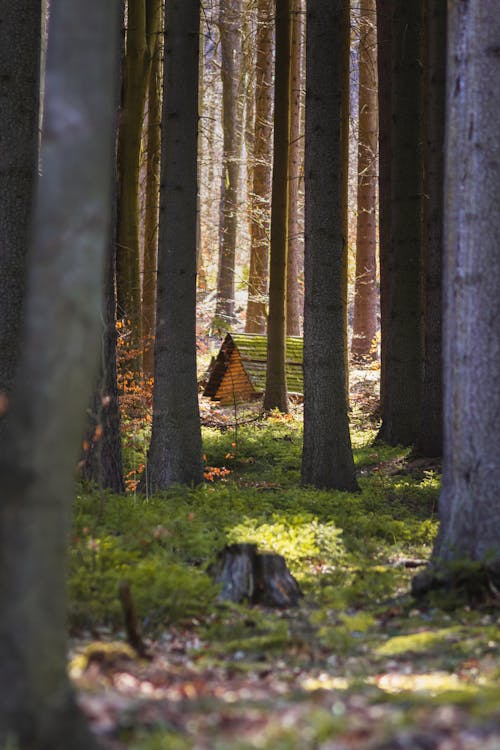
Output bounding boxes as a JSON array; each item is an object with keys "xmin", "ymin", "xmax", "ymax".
[{"xmin": 69, "ymin": 395, "xmax": 500, "ymax": 749}]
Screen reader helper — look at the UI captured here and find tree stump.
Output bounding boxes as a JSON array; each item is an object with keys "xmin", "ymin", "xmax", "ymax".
[{"xmin": 213, "ymin": 543, "xmax": 302, "ymax": 607}]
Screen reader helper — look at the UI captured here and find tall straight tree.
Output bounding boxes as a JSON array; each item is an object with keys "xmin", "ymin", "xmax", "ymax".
[
  {"xmin": 263, "ymin": 0, "xmax": 291, "ymax": 413},
  {"xmin": 351, "ymin": 0, "xmax": 378, "ymax": 362},
  {"xmin": 246, "ymin": 0, "xmax": 273, "ymax": 334},
  {"xmin": 143, "ymin": 0, "xmax": 203, "ymax": 490},
  {"xmin": 0, "ymin": 1, "xmax": 41, "ymax": 438},
  {"xmin": 0, "ymin": 1, "xmax": 119, "ymax": 746},
  {"xmin": 414, "ymin": 0, "xmax": 500, "ymax": 593},
  {"xmin": 301, "ymin": 0, "xmax": 358, "ymax": 491},
  {"xmin": 215, "ymin": 0, "xmax": 243, "ymax": 325},
  {"xmin": 377, "ymin": 0, "xmax": 424, "ymax": 446},
  {"xmin": 414, "ymin": 0, "xmax": 446, "ymax": 458}
]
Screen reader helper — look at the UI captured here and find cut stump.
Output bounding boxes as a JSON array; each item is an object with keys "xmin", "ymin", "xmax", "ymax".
[{"xmin": 213, "ymin": 543, "xmax": 302, "ymax": 607}]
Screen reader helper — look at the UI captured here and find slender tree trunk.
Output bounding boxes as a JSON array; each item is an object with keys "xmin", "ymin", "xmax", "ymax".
[
  {"xmin": 142, "ymin": 0, "xmax": 163, "ymax": 378},
  {"xmin": 116, "ymin": 0, "xmax": 149, "ymax": 368},
  {"xmin": 0, "ymin": 2, "xmax": 119, "ymax": 746},
  {"xmin": 301, "ymin": 0, "xmax": 358, "ymax": 491},
  {"xmin": 377, "ymin": 0, "xmax": 424, "ymax": 446},
  {"xmin": 215, "ymin": 0, "xmax": 243, "ymax": 325},
  {"xmin": 0, "ymin": 1, "xmax": 41, "ymax": 440},
  {"xmin": 351, "ymin": 0, "xmax": 378, "ymax": 362},
  {"xmin": 414, "ymin": 0, "xmax": 446, "ymax": 458},
  {"xmin": 245, "ymin": 0, "xmax": 273, "ymax": 333},
  {"xmin": 414, "ymin": 0, "xmax": 500, "ymax": 591},
  {"xmin": 286, "ymin": 0, "xmax": 305, "ymax": 336},
  {"xmin": 263, "ymin": 0, "xmax": 291, "ymax": 413},
  {"xmin": 143, "ymin": 0, "xmax": 203, "ymax": 490}
]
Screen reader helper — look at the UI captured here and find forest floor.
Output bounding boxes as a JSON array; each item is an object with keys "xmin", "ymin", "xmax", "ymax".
[{"xmin": 70, "ymin": 369, "xmax": 500, "ymax": 750}]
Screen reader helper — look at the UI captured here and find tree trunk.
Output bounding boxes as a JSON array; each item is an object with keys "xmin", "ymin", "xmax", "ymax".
[
  {"xmin": 351, "ymin": 0, "xmax": 378, "ymax": 362},
  {"xmin": 0, "ymin": 2, "xmax": 119, "ymax": 746},
  {"xmin": 414, "ymin": 0, "xmax": 500, "ymax": 592},
  {"xmin": 263, "ymin": 0, "xmax": 291, "ymax": 413},
  {"xmin": 377, "ymin": 0, "xmax": 424, "ymax": 446},
  {"xmin": 301, "ymin": 0, "xmax": 358, "ymax": 492},
  {"xmin": 142, "ymin": 0, "xmax": 163, "ymax": 378},
  {"xmin": 414, "ymin": 0, "xmax": 446, "ymax": 458},
  {"xmin": 143, "ymin": 0, "xmax": 203, "ymax": 490},
  {"xmin": 116, "ymin": 0, "xmax": 150, "ymax": 369},
  {"xmin": 0, "ymin": 1, "xmax": 41, "ymax": 441},
  {"xmin": 245, "ymin": 0, "xmax": 273, "ymax": 334},
  {"xmin": 286, "ymin": 0, "xmax": 305, "ymax": 337},
  {"xmin": 215, "ymin": 0, "xmax": 243, "ymax": 325}
]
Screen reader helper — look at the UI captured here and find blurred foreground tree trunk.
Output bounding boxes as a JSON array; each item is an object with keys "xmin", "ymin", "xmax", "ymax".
[
  {"xmin": 0, "ymin": 1, "xmax": 41, "ymax": 440},
  {"xmin": 301, "ymin": 0, "xmax": 358, "ymax": 491},
  {"xmin": 0, "ymin": 1, "xmax": 119, "ymax": 746},
  {"xmin": 143, "ymin": 0, "xmax": 203, "ymax": 490},
  {"xmin": 414, "ymin": 0, "xmax": 500, "ymax": 593}
]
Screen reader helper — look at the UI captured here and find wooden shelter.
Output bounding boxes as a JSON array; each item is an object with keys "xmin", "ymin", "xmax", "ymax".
[{"xmin": 203, "ymin": 333, "xmax": 303, "ymax": 404}]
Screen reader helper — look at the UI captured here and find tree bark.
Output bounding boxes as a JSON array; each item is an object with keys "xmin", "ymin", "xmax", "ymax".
[
  {"xmin": 0, "ymin": 1, "xmax": 41, "ymax": 441},
  {"xmin": 246, "ymin": 0, "xmax": 273, "ymax": 334},
  {"xmin": 301, "ymin": 0, "xmax": 358, "ymax": 491},
  {"xmin": 377, "ymin": 0, "xmax": 424, "ymax": 446},
  {"xmin": 143, "ymin": 0, "xmax": 203, "ymax": 490},
  {"xmin": 351, "ymin": 0, "xmax": 378, "ymax": 362},
  {"xmin": 263, "ymin": 0, "xmax": 291, "ymax": 413},
  {"xmin": 0, "ymin": 2, "xmax": 119, "ymax": 746},
  {"xmin": 414, "ymin": 0, "xmax": 500, "ymax": 590}
]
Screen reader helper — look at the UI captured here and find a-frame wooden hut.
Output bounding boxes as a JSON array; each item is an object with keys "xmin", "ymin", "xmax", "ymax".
[{"xmin": 203, "ymin": 333, "xmax": 303, "ymax": 404}]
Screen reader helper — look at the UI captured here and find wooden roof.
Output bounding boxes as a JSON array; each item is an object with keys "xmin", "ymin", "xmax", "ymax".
[{"xmin": 203, "ymin": 333, "xmax": 303, "ymax": 403}]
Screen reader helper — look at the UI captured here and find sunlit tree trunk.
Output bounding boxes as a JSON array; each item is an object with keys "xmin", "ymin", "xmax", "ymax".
[
  {"xmin": 0, "ymin": 2, "xmax": 119, "ymax": 746},
  {"xmin": 143, "ymin": 0, "xmax": 203, "ymax": 490},
  {"xmin": 414, "ymin": 0, "xmax": 500, "ymax": 592},
  {"xmin": 263, "ymin": 0, "xmax": 291, "ymax": 413},
  {"xmin": 215, "ymin": 0, "xmax": 243, "ymax": 325},
  {"xmin": 0, "ymin": 1, "xmax": 41, "ymax": 440},
  {"xmin": 351, "ymin": 0, "xmax": 378, "ymax": 362},
  {"xmin": 246, "ymin": 0, "xmax": 273, "ymax": 333},
  {"xmin": 286, "ymin": 0, "xmax": 305, "ymax": 336},
  {"xmin": 301, "ymin": 0, "xmax": 358, "ymax": 491}
]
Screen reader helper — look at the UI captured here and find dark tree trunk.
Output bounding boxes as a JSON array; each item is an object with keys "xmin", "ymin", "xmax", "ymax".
[
  {"xmin": 0, "ymin": 1, "xmax": 41, "ymax": 441},
  {"xmin": 143, "ymin": 0, "xmax": 203, "ymax": 490},
  {"xmin": 414, "ymin": 0, "xmax": 500, "ymax": 594},
  {"xmin": 377, "ymin": 0, "xmax": 424, "ymax": 447},
  {"xmin": 0, "ymin": 1, "xmax": 119, "ymax": 746},
  {"xmin": 263, "ymin": 0, "xmax": 291, "ymax": 413},
  {"xmin": 414, "ymin": 0, "xmax": 446, "ymax": 458},
  {"xmin": 301, "ymin": 0, "xmax": 358, "ymax": 492}
]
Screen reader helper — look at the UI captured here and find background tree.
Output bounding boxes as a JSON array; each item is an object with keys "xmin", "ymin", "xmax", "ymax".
[
  {"xmin": 414, "ymin": 0, "xmax": 500, "ymax": 592},
  {"xmin": 301, "ymin": 0, "xmax": 358, "ymax": 491},
  {"xmin": 215, "ymin": 0, "xmax": 244, "ymax": 325},
  {"xmin": 245, "ymin": 0, "xmax": 273, "ymax": 334},
  {"xmin": 377, "ymin": 0, "xmax": 424, "ymax": 446},
  {"xmin": 263, "ymin": 0, "xmax": 291, "ymax": 413},
  {"xmin": 143, "ymin": 0, "xmax": 203, "ymax": 490},
  {"xmin": 286, "ymin": 0, "xmax": 305, "ymax": 337},
  {"xmin": 0, "ymin": 1, "xmax": 119, "ymax": 745},
  {"xmin": 351, "ymin": 0, "xmax": 378, "ymax": 362},
  {"xmin": 0, "ymin": 1, "xmax": 41, "ymax": 438}
]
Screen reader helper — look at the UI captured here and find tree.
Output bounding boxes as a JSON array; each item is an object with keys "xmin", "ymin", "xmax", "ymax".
[
  {"xmin": 414, "ymin": 0, "xmax": 500, "ymax": 593},
  {"xmin": 215, "ymin": 0, "xmax": 244, "ymax": 325},
  {"xmin": 414, "ymin": 0, "xmax": 446, "ymax": 458},
  {"xmin": 0, "ymin": 1, "xmax": 41, "ymax": 439},
  {"xmin": 301, "ymin": 0, "xmax": 358, "ymax": 491},
  {"xmin": 351, "ymin": 0, "xmax": 378, "ymax": 362},
  {"xmin": 246, "ymin": 0, "xmax": 273, "ymax": 334},
  {"xmin": 377, "ymin": 0, "xmax": 424, "ymax": 446},
  {"xmin": 0, "ymin": 1, "xmax": 119, "ymax": 746},
  {"xmin": 143, "ymin": 0, "xmax": 203, "ymax": 490},
  {"xmin": 263, "ymin": 0, "xmax": 291, "ymax": 413}
]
